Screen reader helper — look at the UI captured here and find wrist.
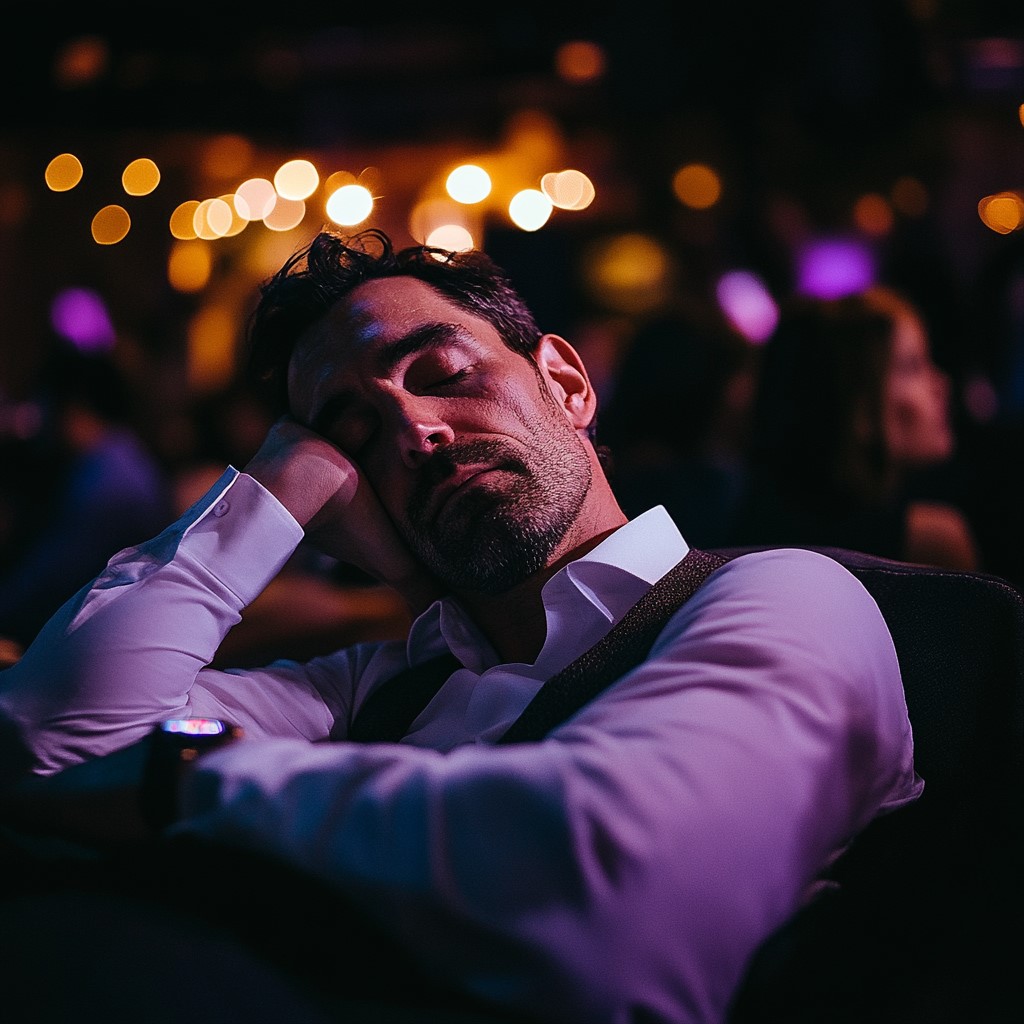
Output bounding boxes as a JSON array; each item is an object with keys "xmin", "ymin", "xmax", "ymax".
[{"xmin": 140, "ymin": 718, "xmax": 243, "ymax": 833}]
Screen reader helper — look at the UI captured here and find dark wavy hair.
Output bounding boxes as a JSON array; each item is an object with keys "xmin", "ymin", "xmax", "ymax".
[{"xmin": 246, "ymin": 228, "xmax": 542, "ymax": 413}]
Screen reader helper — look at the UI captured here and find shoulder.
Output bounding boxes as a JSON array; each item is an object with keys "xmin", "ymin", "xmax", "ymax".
[
  {"xmin": 664, "ymin": 547, "xmax": 898, "ymax": 680},
  {"xmin": 702, "ymin": 546, "xmax": 882, "ymax": 616},
  {"xmin": 904, "ymin": 500, "xmax": 979, "ymax": 571}
]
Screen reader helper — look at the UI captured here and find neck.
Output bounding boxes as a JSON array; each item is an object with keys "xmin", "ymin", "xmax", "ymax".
[{"xmin": 456, "ymin": 505, "xmax": 627, "ymax": 665}]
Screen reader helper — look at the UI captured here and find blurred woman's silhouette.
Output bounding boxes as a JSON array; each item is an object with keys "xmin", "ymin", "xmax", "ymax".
[{"xmin": 730, "ymin": 285, "xmax": 980, "ymax": 570}]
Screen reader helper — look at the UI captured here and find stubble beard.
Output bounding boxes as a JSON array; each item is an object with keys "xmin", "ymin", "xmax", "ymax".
[{"xmin": 403, "ymin": 434, "xmax": 592, "ymax": 595}]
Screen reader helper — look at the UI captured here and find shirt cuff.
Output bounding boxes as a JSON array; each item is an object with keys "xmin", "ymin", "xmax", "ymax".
[{"xmin": 178, "ymin": 468, "xmax": 305, "ymax": 604}]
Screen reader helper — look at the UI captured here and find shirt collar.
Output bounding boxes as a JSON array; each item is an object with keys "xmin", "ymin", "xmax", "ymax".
[{"xmin": 406, "ymin": 506, "xmax": 689, "ymax": 669}]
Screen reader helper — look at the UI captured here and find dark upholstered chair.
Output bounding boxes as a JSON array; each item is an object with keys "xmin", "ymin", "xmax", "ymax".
[{"xmin": 723, "ymin": 547, "xmax": 1024, "ymax": 1024}]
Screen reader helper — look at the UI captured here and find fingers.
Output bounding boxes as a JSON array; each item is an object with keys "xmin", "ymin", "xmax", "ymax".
[
  {"xmin": 243, "ymin": 419, "xmax": 443, "ymax": 612},
  {"xmin": 244, "ymin": 419, "xmax": 359, "ymax": 527}
]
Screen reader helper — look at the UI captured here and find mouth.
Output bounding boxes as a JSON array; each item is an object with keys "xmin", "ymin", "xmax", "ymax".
[{"xmin": 429, "ymin": 465, "xmax": 502, "ymax": 521}]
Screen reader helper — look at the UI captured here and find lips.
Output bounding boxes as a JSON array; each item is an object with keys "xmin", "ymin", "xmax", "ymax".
[{"xmin": 428, "ymin": 465, "xmax": 501, "ymax": 521}]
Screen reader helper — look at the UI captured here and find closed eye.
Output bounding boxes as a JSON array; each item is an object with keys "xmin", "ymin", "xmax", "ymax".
[{"xmin": 430, "ymin": 366, "xmax": 472, "ymax": 389}]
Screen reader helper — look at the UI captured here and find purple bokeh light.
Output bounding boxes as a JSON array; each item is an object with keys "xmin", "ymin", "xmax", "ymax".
[
  {"xmin": 795, "ymin": 237, "xmax": 876, "ymax": 300},
  {"xmin": 715, "ymin": 269, "xmax": 779, "ymax": 343},
  {"xmin": 50, "ymin": 287, "xmax": 116, "ymax": 353}
]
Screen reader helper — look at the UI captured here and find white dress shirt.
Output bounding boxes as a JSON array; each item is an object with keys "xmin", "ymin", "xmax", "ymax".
[{"xmin": 0, "ymin": 467, "xmax": 923, "ymax": 1024}]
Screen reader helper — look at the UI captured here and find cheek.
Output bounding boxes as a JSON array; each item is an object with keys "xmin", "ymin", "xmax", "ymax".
[{"xmin": 885, "ymin": 389, "xmax": 950, "ymax": 460}]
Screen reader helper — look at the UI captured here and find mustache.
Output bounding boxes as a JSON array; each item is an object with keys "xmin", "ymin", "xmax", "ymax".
[{"xmin": 408, "ymin": 440, "xmax": 527, "ymax": 513}]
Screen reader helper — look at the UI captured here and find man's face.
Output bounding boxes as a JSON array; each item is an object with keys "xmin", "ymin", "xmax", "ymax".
[{"xmin": 287, "ymin": 276, "xmax": 592, "ymax": 594}]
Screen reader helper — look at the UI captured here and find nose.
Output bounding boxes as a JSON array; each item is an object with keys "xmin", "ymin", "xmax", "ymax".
[{"xmin": 392, "ymin": 399, "xmax": 454, "ymax": 468}]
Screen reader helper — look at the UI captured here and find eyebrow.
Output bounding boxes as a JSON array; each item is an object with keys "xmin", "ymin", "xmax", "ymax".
[
  {"xmin": 374, "ymin": 321, "xmax": 468, "ymax": 370},
  {"xmin": 308, "ymin": 322, "xmax": 469, "ymax": 435}
]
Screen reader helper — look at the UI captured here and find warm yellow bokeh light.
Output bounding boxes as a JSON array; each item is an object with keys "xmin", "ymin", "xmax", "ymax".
[
  {"xmin": 1019, "ymin": 103, "xmax": 1024, "ymax": 128},
  {"xmin": 978, "ymin": 192, "xmax": 1024, "ymax": 233},
  {"xmin": 170, "ymin": 201, "xmax": 201, "ymax": 240},
  {"xmin": 446, "ymin": 165, "xmax": 492, "ymax": 204},
  {"xmin": 193, "ymin": 198, "xmax": 234, "ymax": 239},
  {"xmin": 425, "ymin": 224, "xmax": 475, "ymax": 252},
  {"xmin": 325, "ymin": 184, "xmax": 374, "ymax": 226},
  {"xmin": 201, "ymin": 134, "xmax": 254, "ymax": 180},
  {"xmin": 263, "ymin": 196, "xmax": 306, "ymax": 231},
  {"xmin": 323, "ymin": 169, "xmax": 358, "ymax": 194},
  {"xmin": 188, "ymin": 304, "xmax": 237, "ymax": 393},
  {"xmin": 91, "ymin": 205, "xmax": 131, "ymax": 244},
  {"xmin": 45, "ymin": 153, "xmax": 84, "ymax": 192},
  {"xmin": 0, "ymin": 182, "xmax": 29, "ymax": 229},
  {"xmin": 122, "ymin": 158, "xmax": 161, "ymax": 196},
  {"xmin": 852, "ymin": 193, "xmax": 894, "ymax": 236},
  {"xmin": 409, "ymin": 198, "xmax": 472, "ymax": 245},
  {"xmin": 54, "ymin": 35, "xmax": 108, "ymax": 88},
  {"xmin": 274, "ymin": 159, "xmax": 319, "ymax": 200},
  {"xmin": 167, "ymin": 239, "xmax": 213, "ymax": 293},
  {"xmin": 215, "ymin": 194, "xmax": 248, "ymax": 237},
  {"xmin": 583, "ymin": 233, "xmax": 672, "ymax": 314},
  {"xmin": 541, "ymin": 169, "xmax": 595, "ymax": 210},
  {"xmin": 508, "ymin": 189, "xmax": 553, "ymax": 231},
  {"xmin": 672, "ymin": 163, "xmax": 722, "ymax": 209},
  {"xmin": 891, "ymin": 176, "xmax": 928, "ymax": 217},
  {"xmin": 234, "ymin": 178, "xmax": 277, "ymax": 221},
  {"xmin": 555, "ymin": 40, "xmax": 606, "ymax": 83}
]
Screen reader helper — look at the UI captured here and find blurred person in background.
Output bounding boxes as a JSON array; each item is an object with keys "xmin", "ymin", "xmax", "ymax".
[
  {"xmin": 598, "ymin": 305, "xmax": 758, "ymax": 549},
  {"xmin": 0, "ymin": 344, "xmax": 174, "ymax": 650},
  {"xmin": 730, "ymin": 285, "xmax": 980, "ymax": 571}
]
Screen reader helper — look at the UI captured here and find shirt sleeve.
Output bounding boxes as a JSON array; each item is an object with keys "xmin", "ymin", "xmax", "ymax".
[
  {"xmin": 0, "ymin": 468, "xmax": 324, "ymax": 778},
  {"xmin": 172, "ymin": 548, "xmax": 923, "ymax": 1024}
]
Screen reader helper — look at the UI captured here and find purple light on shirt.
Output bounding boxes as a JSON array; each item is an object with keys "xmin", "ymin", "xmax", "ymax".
[
  {"xmin": 50, "ymin": 287, "xmax": 116, "ymax": 353},
  {"xmin": 795, "ymin": 237, "xmax": 876, "ymax": 299}
]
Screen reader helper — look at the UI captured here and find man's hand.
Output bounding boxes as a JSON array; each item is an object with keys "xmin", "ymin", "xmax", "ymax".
[{"xmin": 243, "ymin": 417, "xmax": 441, "ymax": 614}]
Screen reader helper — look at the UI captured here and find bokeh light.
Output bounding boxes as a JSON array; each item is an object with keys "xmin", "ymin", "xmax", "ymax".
[
  {"xmin": 187, "ymin": 303, "xmax": 236, "ymax": 393},
  {"xmin": 795, "ymin": 237, "xmax": 876, "ymax": 299},
  {"xmin": 91, "ymin": 205, "xmax": 131, "ymax": 244},
  {"xmin": 555, "ymin": 40, "xmax": 606, "ymax": 83},
  {"xmin": 852, "ymin": 192, "xmax": 894, "ymax": 236},
  {"xmin": 169, "ymin": 201, "xmax": 201, "ymax": 240},
  {"xmin": 50, "ymin": 287, "xmax": 116, "ymax": 352},
  {"xmin": 672, "ymin": 163, "xmax": 722, "ymax": 209},
  {"xmin": 541, "ymin": 169, "xmax": 595, "ymax": 210},
  {"xmin": 168, "ymin": 240, "xmax": 212, "ymax": 293},
  {"xmin": 582, "ymin": 233, "xmax": 672, "ymax": 314},
  {"xmin": 891, "ymin": 176, "xmax": 928, "ymax": 217},
  {"xmin": 325, "ymin": 184, "xmax": 374, "ymax": 226},
  {"xmin": 122, "ymin": 158, "xmax": 160, "ymax": 196},
  {"xmin": 715, "ymin": 270, "xmax": 779, "ymax": 343},
  {"xmin": 978, "ymin": 191, "xmax": 1024, "ymax": 233},
  {"xmin": 274, "ymin": 159, "xmax": 319, "ymax": 201},
  {"xmin": 234, "ymin": 178, "xmax": 277, "ymax": 221},
  {"xmin": 425, "ymin": 224, "xmax": 474, "ymax": 251},
  {"xmin": 508, "ymin": 189, "xmax": 553, "ymax": 231},
  {"xmin": 446, "ymin": 165, "xmax": 492, "ymax": 204},
  {"xmin": 194, "ymin": 198, "xmax": 234, "ymax": 239},
  {"xmin": 44, "ymin": 153, "xmax": 84, "ymax": 192},
  {"xmin": 263, "ymin": 196, "xmax": 306, "ymax": 231}
]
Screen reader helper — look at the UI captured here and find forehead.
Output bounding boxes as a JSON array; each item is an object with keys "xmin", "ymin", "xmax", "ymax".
[
  {"xmin": 312, "ymin": 276, "xmax": 475, "ymax": 349},
  {"xmin": 287, "ymin": 276, "xmax": 501, "ymax": 405}
]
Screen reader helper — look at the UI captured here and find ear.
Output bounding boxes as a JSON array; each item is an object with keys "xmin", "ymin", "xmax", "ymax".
[{"xmin": 535, "ymin": 334, "xmax": 596, "ymax": 432}]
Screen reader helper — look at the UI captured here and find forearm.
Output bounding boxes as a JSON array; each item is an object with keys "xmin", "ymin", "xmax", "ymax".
[{"xmin": 0, "ymin": 469, "xmax": 302, "ymax": 780}]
